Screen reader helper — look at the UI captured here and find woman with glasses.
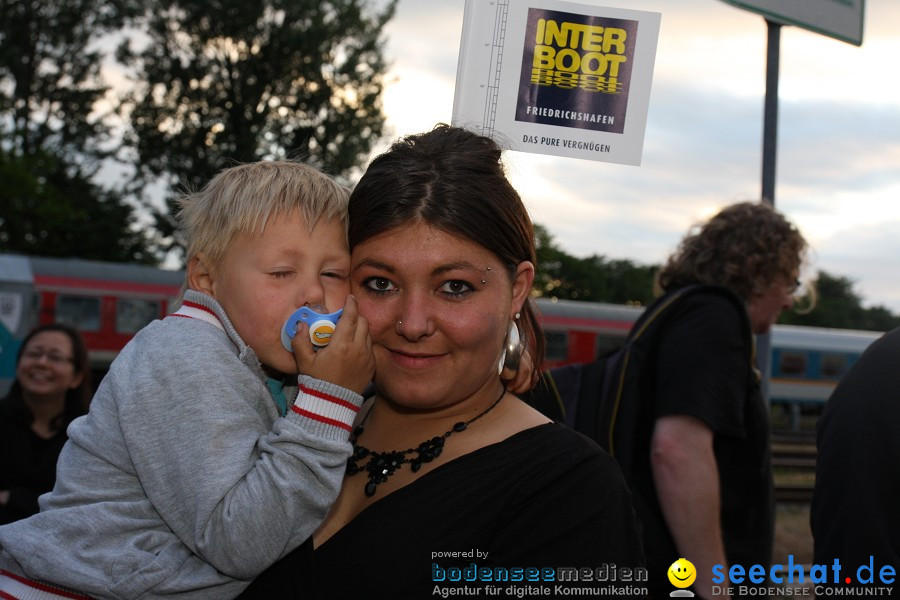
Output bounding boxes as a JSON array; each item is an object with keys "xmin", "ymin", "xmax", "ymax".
[{"xmin": 0, "ymin": 323, "xmax": 92, "ymax": 524}]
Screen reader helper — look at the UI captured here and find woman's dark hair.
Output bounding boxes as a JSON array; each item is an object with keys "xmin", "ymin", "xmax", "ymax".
[
  {"xmin": 3, "ymin": 323, "xmax": 92, "ymax": 431},
  {"xmin": 348, "ymin": 124, "xmax": 544, "ymax": 384}
]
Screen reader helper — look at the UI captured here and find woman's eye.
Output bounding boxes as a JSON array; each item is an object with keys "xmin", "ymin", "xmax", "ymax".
[
  {"xmin": 363, "ymin": 277, "xmax": 396, "ymax": 293},
  {"xmin": 440, "ymin": 280, "xmax": 473, "ymax": 296},
  {"xmin": 322, "ymin": 271, "xmax": 347, "ymax": 280}
]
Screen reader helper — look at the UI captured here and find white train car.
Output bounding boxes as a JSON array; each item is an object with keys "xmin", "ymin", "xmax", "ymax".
[{"xmin": 768, "ymin": 325, "xmax": 882, "ymax": 428}]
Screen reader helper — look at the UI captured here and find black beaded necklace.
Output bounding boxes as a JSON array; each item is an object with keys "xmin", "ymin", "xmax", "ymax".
[{"xmin": 346, "ymin": 389, "xmax": 506, "ymax": 497}]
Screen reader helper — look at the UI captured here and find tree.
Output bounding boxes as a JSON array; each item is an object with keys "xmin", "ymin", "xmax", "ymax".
[
  {"xmin": 534, "ymin": 224, "xmax": 657, "ymax": 305},
  {"xmin": 601, "ymin": 257, "xmax": 657, "ymax": 306},
  {"xmin": 779, "ymin": 271, "xmax": 900, "ymax": 332},
  {"xmin": 0, "ymin": 0, "xmax": 152, "ymax": 262},
  {"xmin": 535, "ymin": 225, "xmax": 900, "ymax": 330},
  {"xmin": 117, "ymin": 0, "xmax": 398, "ymax": 262},
  {"xmin": 0, "ymin": 150, "xmax": 152, "ymax": 261}
]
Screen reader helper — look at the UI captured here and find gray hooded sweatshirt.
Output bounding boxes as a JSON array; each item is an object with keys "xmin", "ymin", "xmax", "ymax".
[{"xmin": 0, "ymin": 290, "xmax": 362, "ymax": 599}]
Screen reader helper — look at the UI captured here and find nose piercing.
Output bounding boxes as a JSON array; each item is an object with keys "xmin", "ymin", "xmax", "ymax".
[{"xmin": 397, "ymin": 320, "xmax": 403, "ymax": 326}]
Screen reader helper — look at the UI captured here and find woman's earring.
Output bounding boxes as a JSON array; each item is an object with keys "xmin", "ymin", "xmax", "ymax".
[{"xmin": 498, "ymin": 315, "xmax": 525, "ymax": 380}]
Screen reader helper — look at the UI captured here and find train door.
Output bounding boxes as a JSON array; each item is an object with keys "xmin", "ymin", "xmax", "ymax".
[{"xmin": 0, "ymin": 255, "xmax": 37, "ymax": 397}]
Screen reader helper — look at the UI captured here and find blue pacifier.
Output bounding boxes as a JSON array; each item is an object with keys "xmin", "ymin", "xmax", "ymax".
[{"xmin": 281, "ymin": 305, "xmax": 343, "ymax": 351}]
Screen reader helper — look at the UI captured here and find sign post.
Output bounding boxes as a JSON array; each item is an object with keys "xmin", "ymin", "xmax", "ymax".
[
  {"xmin": 720, "ymin": 0, "xmax": 864, "ymax": 402},
  {"xmin": 761, "ymin": 20, "xmax": 780, "ymax": 206}
]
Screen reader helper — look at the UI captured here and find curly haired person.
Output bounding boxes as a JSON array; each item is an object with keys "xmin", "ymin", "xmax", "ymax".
[{"xmin": 636, "ymin": 202, "xmax": 808, "ymax": 599}]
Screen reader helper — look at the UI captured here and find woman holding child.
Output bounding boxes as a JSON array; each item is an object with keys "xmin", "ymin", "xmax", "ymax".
[
  {"xmin": 240, "ymin": 125, "xmax": 645, "ymax": 597},
  {"xmin": 0, "ymin": 125, "xmax": 642, "ymax": 600}
]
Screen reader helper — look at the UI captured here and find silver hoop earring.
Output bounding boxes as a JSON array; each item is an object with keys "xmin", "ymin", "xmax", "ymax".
[{"xmin": 498, "ymin": 319, "xmax": 525, "ymax": 380}]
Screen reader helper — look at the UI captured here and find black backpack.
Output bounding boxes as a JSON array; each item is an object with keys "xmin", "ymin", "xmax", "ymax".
[{"xmin": 527, "ymin": 284, "xmax": 749, "ymax": 470}]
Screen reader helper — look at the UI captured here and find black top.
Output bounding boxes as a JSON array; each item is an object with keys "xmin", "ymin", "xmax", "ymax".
[
  {"xmin": 0, "ymin": 395, "xmax": 72, "ymax": 524},
  {"xmin": 628, "ymin": 288, "xmax": 773, "ymax": 598},
  {"xmin": 241, "ymin": 422, "xmax": 646, "ymax": 599},
  {"xmin": 812, "ymin": 327, "xmax": 900, "ymax": 576}
]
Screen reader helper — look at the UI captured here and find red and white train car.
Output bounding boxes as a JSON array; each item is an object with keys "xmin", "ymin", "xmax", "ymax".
[
  {"xmin": 0, "ymin": 253, "xmax": 184, "ymax": 394},
  {"xmin": 0, "ymin": 254, "xmax": 885, "ymax": 428}
]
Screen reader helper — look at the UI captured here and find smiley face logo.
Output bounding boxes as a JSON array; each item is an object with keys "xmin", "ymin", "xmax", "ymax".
[{"xmin": 668, "ymin": 558, "xmax": 697, "ymax": 589}]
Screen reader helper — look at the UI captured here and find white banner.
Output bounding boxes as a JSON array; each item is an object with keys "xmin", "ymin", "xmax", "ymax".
[{"xmin": 452, "ymin": 0, "xmax": 661, "ymax": 166}]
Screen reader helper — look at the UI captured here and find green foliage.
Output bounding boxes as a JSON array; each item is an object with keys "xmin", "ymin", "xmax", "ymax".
[
  {"xmin": 779, "ymin": 271, "xmax": 900, "ymax": 332},
  {"xmin": 0, "ymin": 150, "xmax": 153, "ymax": 262},
  {"xmin": 0, "ymin": 0, "xmax": 138, "ymax": 158},
  {"xmin": 535, "ymin": 225, "xmax": 900, "ymax": 331},
  {"xmin": 534, "ymin": 223, "xmax": 657, "ymax": 306},
  {"xmin": 0, "ymin": 0, "xmax": 397, "ymax": 265},
  {"xmin": 0, "ymin": 0, "xmax": 152, "ymax": 262},
  {"xmin": 117, "ymin": 0, "xmax": 398, "ymax": 262}
]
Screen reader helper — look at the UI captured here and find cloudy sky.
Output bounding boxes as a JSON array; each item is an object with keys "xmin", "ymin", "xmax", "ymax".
[{"xmin": 371, "ymin": 0, "xmax": 900, "ymax": 314}]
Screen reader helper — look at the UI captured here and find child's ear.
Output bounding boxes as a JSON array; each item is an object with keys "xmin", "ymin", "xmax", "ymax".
[{"xmin": 187, "ymin": 254, "xmax": 215, "ymax": 296}]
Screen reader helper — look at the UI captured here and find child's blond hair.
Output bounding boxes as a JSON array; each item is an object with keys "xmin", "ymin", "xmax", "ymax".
[{"xmin": 177, "ymin": 161, "xmax": 350, "ymax": 269}]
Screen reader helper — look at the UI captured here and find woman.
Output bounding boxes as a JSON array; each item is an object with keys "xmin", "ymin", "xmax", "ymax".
[
  {"xmin": 0, "ymin": 323, "xmax": 91, "ymax": 524},
  {"xmin": 240, "ymin": 125, "xmax": 644, "ymax": 597}
]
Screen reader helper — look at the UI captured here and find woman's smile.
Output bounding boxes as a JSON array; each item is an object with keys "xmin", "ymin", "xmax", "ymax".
[{"xmin": 384, "ymin": 348, "xmax": 447, "ymax": 369}]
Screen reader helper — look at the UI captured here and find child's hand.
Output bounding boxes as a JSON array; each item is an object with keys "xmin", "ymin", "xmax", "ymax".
[{"xmin": 292, "ymin": 295, "xmax": 374, "ymax": 394}]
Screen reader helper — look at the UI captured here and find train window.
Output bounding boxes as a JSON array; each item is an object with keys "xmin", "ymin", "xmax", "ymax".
[
  {"xmin": 56, "ymin": 295, "xmax": 101, "ymax": 331},
  {"xmin": 117, "ymin": 299, "xmax": 161, "ymax": 334},
  {"xmin": 821, "ymin": 354, "xmax": 847, "ymax": 379},
  {"xmin": 778, "ymin": 352, "xmax": 807, "ymax": 376},
  {"xmin": 544, "ymin": 331, "xmax": 568, "ymax": 362}
]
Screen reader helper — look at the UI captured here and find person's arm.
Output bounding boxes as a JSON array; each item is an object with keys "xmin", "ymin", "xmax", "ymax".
[{"xmin": 651, "ymin": 414, "xmax": 728, "ymax": 600}]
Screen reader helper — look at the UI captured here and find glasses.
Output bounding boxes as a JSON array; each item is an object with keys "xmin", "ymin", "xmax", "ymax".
[{"xmin": 22, "ymin": 349, "xmax": 74, "ymax": 366}]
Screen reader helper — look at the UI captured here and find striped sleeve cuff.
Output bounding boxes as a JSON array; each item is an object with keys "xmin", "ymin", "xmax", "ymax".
[
  {"xmin": 0, "ymin": 569, "xmax": 93, "ymax": 600},
  {"xmin": 290, "ymin": 375, "xmax": 364, "ymax": 440}
]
